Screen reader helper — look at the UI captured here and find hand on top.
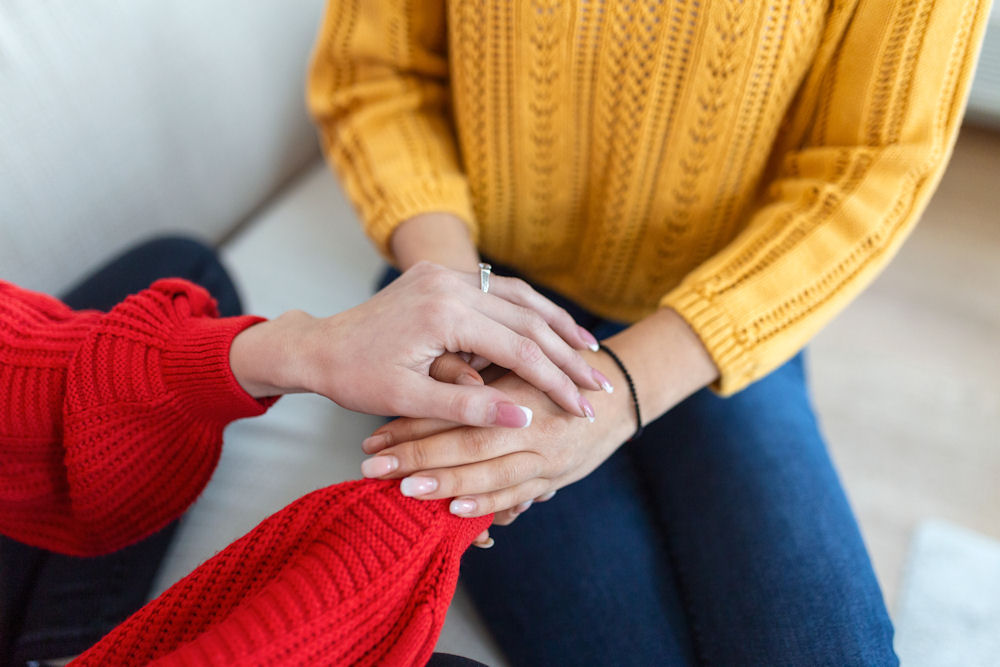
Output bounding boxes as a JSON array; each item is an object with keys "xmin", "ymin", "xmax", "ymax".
[{"xmin": 229, "ymin": 261, "xmax": 607, "ymax": 427}]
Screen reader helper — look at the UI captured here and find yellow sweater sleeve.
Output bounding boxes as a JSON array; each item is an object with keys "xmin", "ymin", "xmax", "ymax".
[
  {"xmin": 662, "ymin": 0, "xmax": 991, "ymax": 395},
  {"xmin": 307, "ymin": 0, "xmax": 476, "ymax": 258}
]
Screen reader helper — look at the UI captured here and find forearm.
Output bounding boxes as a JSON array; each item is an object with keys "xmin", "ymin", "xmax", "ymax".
[{"xmin": 390, "ymin": 212, "xmax": 480, "ymax": 272}]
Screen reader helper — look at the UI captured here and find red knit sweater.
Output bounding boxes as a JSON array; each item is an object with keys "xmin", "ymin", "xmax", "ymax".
[
  {"xmin": 1, "ymin": 279, "xmax": 491, "ymax": 665},
  {"xmin": 0, "ymin": 278, "xmax": 270, "ymax": 555}
]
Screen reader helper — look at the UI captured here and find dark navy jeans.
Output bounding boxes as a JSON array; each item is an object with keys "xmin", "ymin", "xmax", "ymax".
[{"xmin": 381, "ymin": 265, "xmax": 898, "ymax": 666}]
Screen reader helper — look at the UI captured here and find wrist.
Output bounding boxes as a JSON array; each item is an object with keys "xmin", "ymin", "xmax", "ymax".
[
  {"xmin": 229, "ymin": 311, "xmax": 315, "ymax": 398},
  {"xmin": 391, "ymin": 212, "xmax": 480, "ymax": 272},
  {"xmin": 598, "ymin": 308, "xmax": 718, "ymax": 423}
]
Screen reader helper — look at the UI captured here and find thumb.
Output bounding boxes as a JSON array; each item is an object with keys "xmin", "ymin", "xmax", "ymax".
[
  {"xmin": 394, "ymin": 375, "xmax": 533, "ymax": 428},
  {"xmin": 429, "ymin": 352, "xmax": 484, "ymax": 386}
]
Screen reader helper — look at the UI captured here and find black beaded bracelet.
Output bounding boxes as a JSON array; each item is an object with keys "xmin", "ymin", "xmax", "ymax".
[{"xmin": 599, "ymin": 344, "xmax": 644, "ymax": 442}]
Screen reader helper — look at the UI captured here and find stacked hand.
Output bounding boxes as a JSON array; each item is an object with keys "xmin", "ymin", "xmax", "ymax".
[
  {"xmin": 332, "ymin": 214, "xmax": 718, "ymax": 548},
  {"xmin": 359, "ymin": 359, "xmax": 635, "ymax": 528},
  {"xmin": 229, "ymin": 261, "xmax": 609, "ymax": 425}
]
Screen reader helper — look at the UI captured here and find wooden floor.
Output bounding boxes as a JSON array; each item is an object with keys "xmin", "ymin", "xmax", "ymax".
[{"xmin": 809, "ymin": 125, "xmax": 1000, "ymax": 606}]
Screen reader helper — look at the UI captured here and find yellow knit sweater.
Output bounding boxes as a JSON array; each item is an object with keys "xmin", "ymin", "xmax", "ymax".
[{"xmin": 308, "ymin": 1, "xmax": 990, "ymax": 394}]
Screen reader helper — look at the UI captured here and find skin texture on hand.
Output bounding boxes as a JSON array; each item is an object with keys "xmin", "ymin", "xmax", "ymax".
[
  {"xmin": 228, "ymin": 261, "xmax": 606, "ymax": 426},
  {"xmin": 362, "ymin": 308, "xmax": 720, "ymax": 525}
]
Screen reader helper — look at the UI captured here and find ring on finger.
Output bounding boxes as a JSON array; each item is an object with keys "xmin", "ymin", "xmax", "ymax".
[{"xmin": 479, "ymin": 262, "xmax": 492, "ymax": 294}]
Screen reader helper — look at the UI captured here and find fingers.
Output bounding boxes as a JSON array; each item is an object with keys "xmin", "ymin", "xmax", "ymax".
[
  {"xmin": 460, "ymin": 487, "xmax": 556, "ymax": 525},
  {"xmin": 445, "ymin": 477, "xmax": 551, "ymax": 520},
  {"xmin": 470, "ymin": 294, "xmax": 603, "ymax": 394},
  {"xmin": 488, "ymin": 490, "xmax": 556, "ymax": 525},
  {"xmin": 362, "ymin": 425, "xmax": 520, "ymax": 479},
  {"xmin": 472, "ymin": 529, "xmax": 494, "ymax": 549},
  {"xmin": 487, "ymin": 275, "xmax": 600, "ymax": 352},
  {"xmin": 386, "ymin": 374, "xmax": 535, "ymax": 429},
  {"xmin": 363, "ymin": 417, "xmax": 458, "ymax": 455},
  {"xmin": 455, "ymin": 313, "xmax": 595, "ymax": 419},
  {"xmin": 389, "ymin": 452, "xmax": 548, "ymax": 509},
  {"xmin": 429, "ymin": 352, "xmax": 484, "ymax": 386}
]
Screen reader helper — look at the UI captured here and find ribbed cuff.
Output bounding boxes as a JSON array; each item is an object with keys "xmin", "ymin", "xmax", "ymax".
[
  {"xmin": 161, "ymin": 315, "xmax": 276, "ymax": 426},
  {"xmin": 365, "ymin": 178, "xmax": 478, "ymax": 260},
  {"xmin": 660, "ymin": 284, "xmax": 757, "ymax": 396}
]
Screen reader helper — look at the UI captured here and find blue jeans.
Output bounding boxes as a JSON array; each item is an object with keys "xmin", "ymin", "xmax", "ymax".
[{"xmin": 380, "ymin": 265, "xmax": 897, "ymax": 666}]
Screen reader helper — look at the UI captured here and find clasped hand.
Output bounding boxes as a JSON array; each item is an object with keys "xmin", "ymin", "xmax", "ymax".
[
  {"xmin": 230, "ymin": 261, "xmax": 607, "ymax": 425},
  {"xmin": 360, "ymin": 352, "xmax": 635, "ymax": 527}
]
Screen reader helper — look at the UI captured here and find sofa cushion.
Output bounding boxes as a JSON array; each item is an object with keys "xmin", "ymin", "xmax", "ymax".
[{"xmin": 0, "ymin": 0, "xmax": 324, "ymax": 295}]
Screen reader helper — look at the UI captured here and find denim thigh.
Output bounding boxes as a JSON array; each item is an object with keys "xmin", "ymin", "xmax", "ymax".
[
  {"xmin": 629, "ymin": 354, "xmax": 897, "ymax": 666},
  {"xmin": 461, "ymin": 442, "xmax": 697, "ymax": 666}
]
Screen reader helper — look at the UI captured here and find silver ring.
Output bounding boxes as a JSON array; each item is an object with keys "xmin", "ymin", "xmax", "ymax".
[{"xmin": 479, "ymin": 262, "xmax": 492, "ymax": 294}]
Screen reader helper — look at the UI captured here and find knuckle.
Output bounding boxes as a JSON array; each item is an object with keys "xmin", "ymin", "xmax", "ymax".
[
  {"xmin": 421, "ymin": 298, "xmax": 454, "ymax": 324},
  {"xmin": 448, "ymin": 391, "xmax": 480, "ymax": 424},
  {"xmin": 493, "ymin": 460, "xmax": 521, "ymax": 488},
  {"xmin": 518, "ymin": 307, "xmax": 547, "ymax": 337},
  {"xmin": 413, "ymin": 262, "xmax": 452, "ymax": 294},
  {"xmin": 509, "ymin": 278, "xmax": 532, "ymax": 297},
  {"xmin": 460, "ymin": 427, "xmax": 494, "ymax": 458},
  {"xmin": 410, "ymin": 260, "xmax": 433, "ymax": 274},
  {"xmin": 405, "ymin": 442, "xmax": 430, "ymax": 471},
  {"xmin": 516, "ymin": 337, "xmax": 544, "ymax": 366},
  {"xmin": 436, "ymin": 469, "xmax": 465, "ymax": 496}
]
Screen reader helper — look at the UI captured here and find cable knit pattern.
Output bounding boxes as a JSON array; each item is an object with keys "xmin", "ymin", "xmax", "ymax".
[
  {"xmin": 0, "ymin": 279, "xmax": 270, "ymax": 556},
  {"xmin": 309, "ymin": 0, "xmax": 990, "ymax": 393},
  {"xmin": 72, "ymin": 480, "xmax": 492, "ymax": 667}
]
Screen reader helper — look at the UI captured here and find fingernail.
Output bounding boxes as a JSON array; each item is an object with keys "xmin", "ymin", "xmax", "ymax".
[
  {"xmin": 493, "ymin": 402, "xmax": 533, "ymax": 428},
  {"xmin": 450, "ymin": 497, "xmax": 478, "ymax": 515},
  {"xmin": 578, "ymin": 326, "xmax": 600, "ymax": 352},
  {"xmin": 578, "ymin": 395, "xmax": 596, "ymax": 423},
  {"xmin": 592, "ymin": 368, "xmax": 614, "ymax": 394},
  {"xmin": 513, "ymin": 500, "xmax": 533, "ymax": 514},
  {"xmin": 361, "ymin": 455, "xmax": 398, "ymax": 478},
  {"xmin": 474, "ymin": 537, "xmax": 495, "ymax": 549},
  {"xmin": 362, "ymin": 433, "xmax": 390, "ymax": 454},
  {"xmin": 456, "ymin": 372, "xmax": 484, "ymax": 386},
  {"xmin": 538, "ymin": 490, "xmax": 557, "ymax": 501},
  {"xmin": 400, "ymin": 476, "xmax": 438, "ymax": 497}
]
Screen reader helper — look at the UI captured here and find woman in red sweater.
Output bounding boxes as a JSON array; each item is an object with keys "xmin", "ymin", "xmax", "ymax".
[{"xmin": 1, "ymin": 236, "xmax": 599, "ymax": 665}]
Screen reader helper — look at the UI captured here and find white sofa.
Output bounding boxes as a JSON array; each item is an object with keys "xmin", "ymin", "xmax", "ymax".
[{"xmin": 0, "ymin": 2, "xmax": 504, "ymax": 664}]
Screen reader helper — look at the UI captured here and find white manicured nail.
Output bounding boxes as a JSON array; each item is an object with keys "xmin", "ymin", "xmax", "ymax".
[
  {"xmin": 450, "ymin": 498, "xmax": 478, "ymax": 515},
  {"xmin": 400, "ymin": 476, "xmax": 438, "ymax": 497}
]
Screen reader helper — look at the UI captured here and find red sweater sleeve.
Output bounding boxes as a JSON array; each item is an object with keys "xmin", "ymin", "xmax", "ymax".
[
  {"xmin": 71, "ymin": 480, "xmax": 492, "ymax": 667},
  {"xmin": 0, "ymin": 278, "xmax": 274, "ymax": 556}
]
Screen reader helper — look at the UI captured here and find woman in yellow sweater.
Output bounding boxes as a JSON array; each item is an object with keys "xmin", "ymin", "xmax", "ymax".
[{"xmin": 309, "ymin": 1, "xmax": 990, "ymax": 664}]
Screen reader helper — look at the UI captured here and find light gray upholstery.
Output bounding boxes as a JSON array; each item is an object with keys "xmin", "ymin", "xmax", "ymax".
[{"xmin": 0, "ymin": 0, "xmax": 324, "ymax": 294}]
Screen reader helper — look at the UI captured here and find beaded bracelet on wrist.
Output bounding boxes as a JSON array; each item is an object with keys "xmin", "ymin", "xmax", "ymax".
[{"xmin": 598, "ymin": 344, "xmax": 644, "ymax": 442}]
